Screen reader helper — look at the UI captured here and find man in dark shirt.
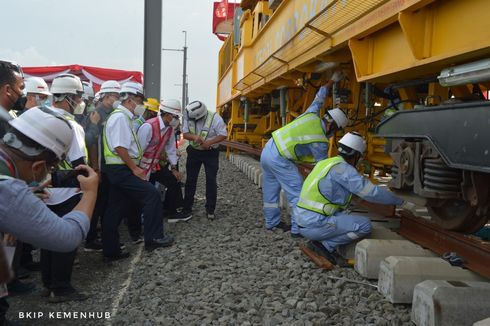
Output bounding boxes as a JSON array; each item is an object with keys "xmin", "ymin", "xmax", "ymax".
[
  {"xmin": 83, "ymin": 80, "xmax": 121, "ymax": 250},
  {"xmin": 0, "ymin": 60, "xmax": 25, "ymax": 137}
]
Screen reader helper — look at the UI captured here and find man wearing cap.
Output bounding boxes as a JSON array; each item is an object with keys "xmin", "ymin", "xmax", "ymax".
[
  {"xmin": 22, "ymin": 77, "xmax": 51, "ymax": 111},
  {"xmin": 137, "ymin": 99, "xmax": 185, "ymax": 222},
  {"xmin": 0, "ymin": 60, "xmax": 25, "ymax": 136},
  {"xmin": 0, "ymin": 108, "xmax": 98, "ymax": 323},
  {"xmin": 83, "ymin": 80, "xmax": 121, "ymax": 251},
  {"xmin": 295, "ymin": 132, "xmax": 403, "ymax": 264},
  {"xmin": 102, "ymin": 82, "xmax": 174, "ymax": 260},
  {"xmin": 260, "ymin": 71, "xmax": 349, "ymax": 238}
]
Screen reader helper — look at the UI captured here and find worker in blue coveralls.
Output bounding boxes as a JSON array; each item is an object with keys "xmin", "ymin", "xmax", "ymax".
[
  {"xmin": 295, "ymin": 132, "xmax": 404, "ymax": 264},
  {"xmin": 260, "ymin": 71, "xmax": 349, "ymax": 238}
]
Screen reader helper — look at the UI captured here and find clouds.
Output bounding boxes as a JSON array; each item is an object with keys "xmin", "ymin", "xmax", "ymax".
[{"xmin": 1, "ymin": 0, "xmax": 225, "ymax": 109}]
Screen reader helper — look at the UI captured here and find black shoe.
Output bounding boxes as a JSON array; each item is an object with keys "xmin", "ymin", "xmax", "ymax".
[
  {"xmin": 84, "ymin": 239, "xmax": 103, "ymax": 252},
  {"xmin": 307, "ymin": 241, "xmax": 337, "ymax": 265},
  {"xmin": 16, "ymin": 267, "xmax": 30, "ymax": 279},
  {"xmin": 120, "ymin": 243, "xmax": 126, "ymax": 250},
  {"xmin": 103, "ymin": 251, "xmax": 130, "ymax": 263},
  {"xmin": 291, "ymin": 232, "xmax": 304, "ymax": 239},
  {"xmin": 267, "ymin": 221, "xmax": 291, "ymax": 232},
  {"xmin": 167, "ymin": 211, "xmax": 192, "ymax": 223},
  {"xmin": 7, "ymin": 280, "xmax": 36, "ymax": 296},
  {"xmin": 22, "ymin": 261, "xmax": 41, "ymax": 272},
  {"xmin": 145, "ymin": 236, "xmax": 174, "ymax": 252},
  {"xmin": 39, "ymin": 287, "xmax": 50, "ymax": 297},
  {"xmin": 48, "ymin": 290, "xmax": 88, "ymax": 303},
  {"xmin": 131, "ymin": 234, "xmax": 144, "ymax": 244}
]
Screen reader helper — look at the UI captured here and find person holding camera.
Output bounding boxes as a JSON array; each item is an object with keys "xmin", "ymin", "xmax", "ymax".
[
  {"xmin": 40, "ymin": 74, "xmax": 89, "ymax": 303},
  {"xmin": 0, "ymin": 107, "xmax": 98, "ymax": 324}
]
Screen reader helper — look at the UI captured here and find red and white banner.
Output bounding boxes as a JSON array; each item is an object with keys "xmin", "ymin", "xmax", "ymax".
[{"xmin": 22, "ymin": 64, "xmax": 143, "ymax": 92}]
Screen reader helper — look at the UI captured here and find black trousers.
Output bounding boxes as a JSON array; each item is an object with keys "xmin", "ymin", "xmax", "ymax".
[
  {"xmin": 0, "ymin": 297, "xmax": 8, "ymax": 325},
  {"xmin": 86, "ymin": 172, "xmax": 110, "ymax": 244},
  {"xmin": 150, "ymin": 166, "xmax": 183, "ymax": 215},
  {"xmin": 183, "ymin": 146, "xmax": 219, "ymax": 214},
  {"xmin": 41, "ymin": 194, "xmax": 82, "ymax": 295},
  {"xmin": 102, "ymin": 165, "xmax": 164, "ymax": 257}
]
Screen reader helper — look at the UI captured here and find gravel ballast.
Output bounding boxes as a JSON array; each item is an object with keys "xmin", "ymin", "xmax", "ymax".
[{"xmin": 8, "ymin": 153, "xmax": 412, "ymax": 325}]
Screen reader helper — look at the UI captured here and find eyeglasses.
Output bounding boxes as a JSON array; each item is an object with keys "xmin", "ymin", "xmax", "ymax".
[{"xmin": 0, "ymin": 60, "xmax": 24, "ymax": 78}]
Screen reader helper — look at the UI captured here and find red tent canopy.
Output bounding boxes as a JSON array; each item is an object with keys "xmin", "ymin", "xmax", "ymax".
[{"xmin": 22, "ymin": 64, "xmax": 143, "ymax": 92}]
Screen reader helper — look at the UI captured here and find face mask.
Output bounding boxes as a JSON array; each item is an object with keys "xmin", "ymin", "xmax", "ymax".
[
  {"xmin": 134, "ymin": 104, "xmax": 146, "ymax": 116},
  {"xmin": 35, "ymin": 95, "xmax": 51, "ymax": 107},
  {"xmin": 112, "ymin": 100, "xmax": 121, "ymax": 109},
  {"xmin": 169, "ymin": 117, "xmax": 180, "ymax": 129},
  {"xmin": 87, "ymin": 103, "xmax": 96, "ymax": 113},
  {"xmin": 74, "ymin": 101, "xmax": 86, "ymax": 115}
]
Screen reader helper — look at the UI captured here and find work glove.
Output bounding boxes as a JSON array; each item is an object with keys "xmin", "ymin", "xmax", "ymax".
[
  {"xmin": 399, "ymin": 200, "xmax": 416, "ymax": 211},
  {"xmin": 331, "ymin": 70, "xmax": 344, "ymax": 82}
]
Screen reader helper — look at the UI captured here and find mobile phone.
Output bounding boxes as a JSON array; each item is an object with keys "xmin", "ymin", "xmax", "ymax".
[{"xmin": 51, "ymin": 169, "xmax": 88, "ymax": 188}]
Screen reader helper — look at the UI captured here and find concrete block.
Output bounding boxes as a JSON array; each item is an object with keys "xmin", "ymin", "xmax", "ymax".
[
  {"xmin": 474, "ymin": 318, "xmax": 490, "ymax": 326},
  {"xmin": 254, "ymin": 169, "xmax": 261, "ymax": 185},
  {"xmin": 354, "ymin": 239, "xmax": 434, "ymax": 279},
  {"xmin": 337, "ymin": 223, "xmax": 404, "ymax": 259},
  {"xmin": 412, "ymin": 280, "xmax": 490, "ymax": 326},
  {"xmin": 258, "ymin": 174, "xmax": 263, "ymax": 188},
  {"xmin": 378, "ymin": 256, "xmax": 485, "ymax": 303}
]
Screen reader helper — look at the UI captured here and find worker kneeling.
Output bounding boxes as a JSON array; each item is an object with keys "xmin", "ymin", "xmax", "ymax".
[
  {"xmin": 295, "ymin": 132, "xmax": 402, "ymax": 263},
  {"xmin": 260, "ymin": 71, "xmax": 348, "ymax": 237}
]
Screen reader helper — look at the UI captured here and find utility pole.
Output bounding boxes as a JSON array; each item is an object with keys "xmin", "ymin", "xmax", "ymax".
[
  {"xmin": 163, "ymin": 31, "xmax": 188, "ymax": 107},
  {"xmin": 144, "ymin": 0, "xmax": 162, "ymax": 99}
]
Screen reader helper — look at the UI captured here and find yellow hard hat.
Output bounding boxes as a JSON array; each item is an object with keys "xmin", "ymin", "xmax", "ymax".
[{"xmin": 143, "ymin": 98, "xmax": 160, "ymax": 113}]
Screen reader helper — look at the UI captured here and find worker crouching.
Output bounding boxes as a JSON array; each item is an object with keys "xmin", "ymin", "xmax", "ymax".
[{"xmin": 295, "ymin": 132, "xmax": 403, "ymax": 264}]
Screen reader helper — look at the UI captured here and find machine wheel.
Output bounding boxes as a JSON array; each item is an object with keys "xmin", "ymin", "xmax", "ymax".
[{"xmin": 427, "ymin": 199, "xmax": 489, "ymax": 233}]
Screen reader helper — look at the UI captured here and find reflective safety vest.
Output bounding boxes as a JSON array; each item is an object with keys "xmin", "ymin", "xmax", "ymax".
[
  {"xmin": 58, "ymin": 112, "xmax": 88, "ymax": 170},
  {"xmin": 103, "ymin": 109, "xmax": 142, "ymax": 165},
  {"xmin": 271, "ymin": 113, "xmax": 328, "ymax": 163},
  {"xmin": 297, "ymin": 156, "xmax": 353, "ymax": 216},
  {"xmin": 139, "ymin": 117, "xmax": 173, "ymax": 175},
  {"xmin": 189, "ymin": 111, "xmax": 216, "ymax": 149}
]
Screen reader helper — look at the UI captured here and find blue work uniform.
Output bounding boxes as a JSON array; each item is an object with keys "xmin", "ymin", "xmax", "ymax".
[
  {"xmin": 260, "ymin": 86, "xmax": 330, "ymax": 234},
  {"xmin": 295, "ymin": 160, "xmax": 403, "ymax": 252}
]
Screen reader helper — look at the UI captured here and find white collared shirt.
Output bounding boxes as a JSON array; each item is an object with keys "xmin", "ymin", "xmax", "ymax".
[
  {"xmin": 137, "ymin": 115, "xmax": 178, "ymax": 165},
  {"xmin": 105, "ymin": 105, "xmax": 141, "ymax": 159},
  {"xmin": 182, "ymin": 111, "xmax": 227, "ymax": 148}
]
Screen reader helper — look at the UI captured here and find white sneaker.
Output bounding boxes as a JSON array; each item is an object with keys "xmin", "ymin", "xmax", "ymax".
[{"xmin": 207, "ymin": 213, "xmax": 215, "ymax": 220}]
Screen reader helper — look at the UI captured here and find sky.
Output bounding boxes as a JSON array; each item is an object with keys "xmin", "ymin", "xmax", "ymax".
[{"xmin": 0, "ymin": 0, "xmax": 229, "ymax": 110}]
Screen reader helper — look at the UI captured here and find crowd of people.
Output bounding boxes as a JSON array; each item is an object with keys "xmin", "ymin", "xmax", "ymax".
[
  {"xmin": 0, "ymin": 59, "xmax": 227, "ymax": 324},
  {"xmin": 0, "ymin": 58, "xmax": 411, "ymax": 325}
]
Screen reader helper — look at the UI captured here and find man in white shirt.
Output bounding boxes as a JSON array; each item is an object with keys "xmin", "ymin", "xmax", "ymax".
[
  {"xmin": 102, "ymin": 82, "xmax": 174, "ymax": 260},
  {"xmin": 137, "ymin": 99, "xmax": 185, "ymax": 222},
  {"xmin": 182, "ymin": 101, "xmax": 227, "ymax": 220},
  {"xmin": 41, "ymin": 74, "xmax": 88, "ymax": 303}
]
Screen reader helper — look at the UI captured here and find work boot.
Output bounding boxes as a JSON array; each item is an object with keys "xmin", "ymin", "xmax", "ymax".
[
  {"xmin": 103, "ymin": 251, "xmax": 130, "ymax": 263},
  {"xmin": 145, "ymin": 235, "xmax": 174, "ymax": 252},
  {"xmin": 48, "ymin": 289, "xmax": 88, "ymax": 303},
  {"xmin": 267, "ymin": 221, "xmax": 291, "ymax": 232},
  {"xmin": 84, "ymin": 239, "xmax": 103, "ymax": 252},
  {"xmin": 307, "ymin": 241, "xmax": 337, "ymax": 265}
]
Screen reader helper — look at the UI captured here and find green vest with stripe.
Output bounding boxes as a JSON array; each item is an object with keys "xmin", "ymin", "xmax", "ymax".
[
  {"xmin": 103, "ymin": 109, "xmax": 142, "ymax": 165},
  {"xmin": 189, "ymin": 111, "xmax": 216, "ymax": 149},
  {"xmin": 58, "ymin": 112, "xmax": 88, "ymax": 170},
  {"xmin": 272, "ymin": 113, "xmax": 328, "ymax": 163},
  {"xmin": 297, "ymin": 156, "xmax": 353, "ymax": 216}
]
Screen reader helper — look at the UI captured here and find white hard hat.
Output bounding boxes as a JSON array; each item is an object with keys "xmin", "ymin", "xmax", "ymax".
[
  {"xmin": 82, "ymin": 82, "xmax": 94, "ymax": 100},
  {"xmin": 99, "ymin": 80, "xmax": 121, "ymax": 94},
  {"xmin": 338, "ymin": 132, "xmax": 366, "ymax": 155},
  {"xmin": 50, "ymin": 74, "xmax": 84, "ymax": 96},
  {"xmin": 325, "ymin": 108, "xmax": 349, "ymax": 129},
  {"xmin": 24, "ymin": 77, "xmax": 51, "ymax": 96},
  {"xmin": 120, "ymin": 82, "xmax": 144, "ymax": 97},
  {"xmin": 186, "ymin": 100, "xmax": 207, "ymax": 120},
  {"xmin": 7, "ymin": 107, "xmax": 73, "ymax": 159},
  {"xmin": 160, "ymin": 99, "xmax": 182, "ymax": 117}
]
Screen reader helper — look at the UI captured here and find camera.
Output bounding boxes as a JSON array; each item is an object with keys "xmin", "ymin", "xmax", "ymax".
[{"xmin": 51, "ymin": 169, "xmax": 88, "ymax": 188}]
